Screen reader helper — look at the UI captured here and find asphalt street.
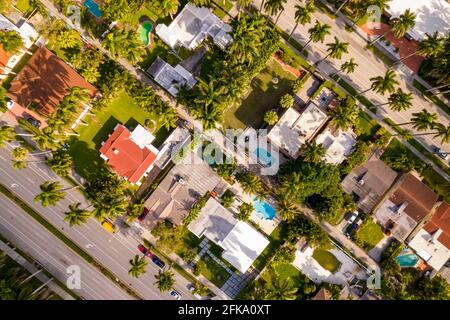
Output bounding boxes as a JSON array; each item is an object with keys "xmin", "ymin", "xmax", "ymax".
[{"xmin": 0, "ymin": 142, "xmax": 195, "ymax": 300}]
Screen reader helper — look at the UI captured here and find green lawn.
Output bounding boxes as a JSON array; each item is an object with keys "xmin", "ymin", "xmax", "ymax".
[
  {"xmin": 68, "ymin": 90, "xmax": 170, "ymax": 180},
  {"xmin": 261, "ymin": 262, "xmax": 304, "ymax": 285},
  {"xmin": 354, "ymin": 219, "xmax": 384, "ymax": 251},
  {"xmin": 223, "ymin": 59, "xmax": 297, "ymax": 129},
  {"xmin": 139, "ymin": 37, "xmax": 180, "ymax": 70},
  {"xmin": 357, "ymin": 111, "xmax": 383, "ymax": 142},
  {"xmin": 212, "ymin": 0, "xmax": 233, "ymax": 20},
  {"xmin": 15, "ymin": 0, "xmax": 31, "ymax": 13},
  {"xmin": 312, "ymin": 248, "xmax": 341, "ymax": 273},
  {"xmin": 196, "ymin": 254, "xmax": 230, "ymax": 288},
  {"xmin": 252, "ymin": 223, "xmax": 287, "ymax": 271}
]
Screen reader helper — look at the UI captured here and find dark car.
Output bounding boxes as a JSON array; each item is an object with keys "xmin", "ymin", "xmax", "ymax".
[
  {"xmin": 433, "ymin": 146, "xmax": 449, "ymax": 161},
  {"xmin": 23, "ymin": 113, "xmax": 41, "ymax": 128},
  {"xmin": 138, "ymin": 207, "xmax": 149, "ymax": 222},
  {"xmin": 151, "ymin": 255, "xmax": 166, "ymax": 269},
  {"xmin": 138, "ymin": 244, "xmax": 152, "ymax": 257}
]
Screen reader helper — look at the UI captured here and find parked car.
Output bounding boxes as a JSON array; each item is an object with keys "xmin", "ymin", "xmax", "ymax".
[
  {"xmin": 169, "ymin": 290, "xmax": 181, "ymax": 300},
  {"xmin": 433, "ymin": 146, "xmax": 449, "ymax": 160},
  {"xmin": 138, "ymin": 244, "xmax": 152, "ymax": 257},
  {"xmin": 151, "ymin": 255, "xmax": 166, "ymax": 269},
  {"xmin": 100, "ymin": 219, "xmax": 116, "ymax": 233},
  {"xmin": 138, "ymin": 207, "xmax": 149, "ymax": 222},
  {"xmin": 347, "ymin": 210, "xmax": 359, "ymax": 224},
  {"xmin": 344, "ymin": 223, "xmax": 359, "ymax": 239},
  {"xmin": 23, "ymin": 113, "xmax": 41, "ymax": 128}
]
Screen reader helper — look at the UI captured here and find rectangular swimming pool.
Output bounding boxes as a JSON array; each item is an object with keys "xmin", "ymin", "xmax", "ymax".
[{"xmin": 253, "ymin": 197, "xmax": 276, "ymax": 220}]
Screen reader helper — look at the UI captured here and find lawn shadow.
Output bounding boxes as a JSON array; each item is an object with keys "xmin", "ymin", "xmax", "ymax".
[
  {"xmin": 92, "ymin": 116, "xmax": 120, "ymax": 149},
  {"xmin": 68, "ymin": 139, "xmax": 109, "ymax": 181}
]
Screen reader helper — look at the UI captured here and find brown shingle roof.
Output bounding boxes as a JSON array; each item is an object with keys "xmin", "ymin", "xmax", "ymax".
[
  {"xmin": 8, "ymin": 46, "xmax": 97, "ymax": 116},
  {"xmin": 389, "ymin": 173, "xmax": 439, "ymax": 223},
  {"xmin": 423, "ymin": 202, "xmax": 450, "ymax": 249}
]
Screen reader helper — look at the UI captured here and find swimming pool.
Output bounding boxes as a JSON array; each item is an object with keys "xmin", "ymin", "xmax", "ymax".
[
  {"xmin": 139, "ymin": 21, "xmax": 153, "ymax": 46},
  {"xmin": 253, "ymin": 197, "xmax": 276, "ymax": 220},
  {"xmin": 84, "ymin": 0, "xmax": 102, "ymax": 18},
  {"xmin": 396, "ymin": 252, "xmax": 420, "ymax": 268},
  {"xmin": 254, "ymin": 147, "xmax": 273, "ymax": 166}
]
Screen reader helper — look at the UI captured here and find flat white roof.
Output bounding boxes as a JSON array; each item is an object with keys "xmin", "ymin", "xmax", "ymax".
[
  {"xmin": 386, "ymin": 0, "xmax": 450, "ymax": 41},
  {"xmin": 408, "ymin": 228, "xmax": 450, "ymax": 271},
  {"xmin": 0, "ymin": 14, "xmax": 38, "ymax": 48},
  {"xmin": 268, "ymin": 103, "xmax": 328, "ymax": 158},
  {"xmin": 315, "ymin": 128, "xmax": 356, "ymax": 164},
  {"xmin": 131, "ymin": 124, "xmax": 156, "ymax": 149},
  {"xmin": 219, "ymin": 221, "xmax": 269, "ymax": 273}
]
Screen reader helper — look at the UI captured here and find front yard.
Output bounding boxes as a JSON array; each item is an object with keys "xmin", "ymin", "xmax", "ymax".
[
  {"xmin": 312, "ymin": 248, "xmax": 341, "ymax": 273},
  {"xmin": 354, "ymin": 219, "xmax": 384, "ymax": 251},
  {"xmin": 196, "ymin": 254, "xmax": 230, "ymax": 288},
  {"xmin": 223, "ymin": 58, "xmax": 298, "ymax": 129},
  {"xmin": 68, "ymin": 90, "xmax": 169, "ymax": 180}
]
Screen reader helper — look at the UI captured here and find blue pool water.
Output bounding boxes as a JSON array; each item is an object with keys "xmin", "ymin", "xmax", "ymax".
[
  {"xmin": 254, "ymin": 147, "xmax": 273, "ymax": 166},
  {"xmin": 396, "ymin": 253, "xmax": 420, "ymax": 268},
  {"xmin": 84, "ymin": 0, "xmax": 102, "ymax": 17},
  {"xmin": 253, "ymin": 197, "xmax": 276, "ymax": 220}
]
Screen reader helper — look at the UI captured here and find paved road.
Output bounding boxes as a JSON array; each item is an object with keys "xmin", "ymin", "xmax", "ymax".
[
  {"xmin": 0, "ymin": 142, "xmax": 195, "ymax": 300},
  {"xmin": 253, "ymin": 0, "xmax": 450, "ymax": 158},
  {"xmin": 0, "ymin": 194, "xmax": 133, "ymax": 300}
]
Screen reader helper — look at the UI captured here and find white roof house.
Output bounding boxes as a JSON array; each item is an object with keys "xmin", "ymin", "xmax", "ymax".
[
  {"xmin": 188, "ymin": 197, "xmax": 269, "ymax": 273},
  {"xmin": 267, "ymin": 103, "xmax": 328, "ymax": 158},
  {"xmin": 147, "ymin": 57, "xmax": 197, "ymax": 96},
  {"xmin": 155, "ymin": 3, "xmax": 233, "ymax": 50},
  {"xmin": 385, "ymin": 0, "xmax": 450, "ymax": 41},
  {"xmin": 315, "ymin": 127, "xmax": 357, "ymax": 165}
]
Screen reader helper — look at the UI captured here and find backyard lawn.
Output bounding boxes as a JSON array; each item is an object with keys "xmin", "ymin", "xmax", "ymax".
[
  {"xmin": 196, "ymin": 254, "xmax": 230, "ymax": 288},
  {"xmin": 354, "ymin": 219, "xmax": 384, "ymax": 251},
  {"xmin": 68, "ymin": 90, "xmax": 170, "ymax": 180},
  {"xmin": 223, "ymin": 59, "xmax": 297, "ymax": 129},
  {"xmin": 252, "ymin": 223, "xmax": 287, "ymax": 271},
  {"xmin": 312, "ymin": 248, "xmax": 341, "ymax": 273}
]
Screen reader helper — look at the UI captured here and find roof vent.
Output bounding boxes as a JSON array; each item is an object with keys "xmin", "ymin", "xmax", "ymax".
[
  {"xmin": 358, "ymin": 179, "xmax": 365, "ymax": 186},
  {"xmin": 113, "ymin": 148, "xmax": 119, "ymax": 155}
]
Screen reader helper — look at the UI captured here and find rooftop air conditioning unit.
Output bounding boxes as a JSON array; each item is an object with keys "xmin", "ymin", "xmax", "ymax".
[{"xmin": 358, "ymin": 179, "xmax": 365, "ymax": 186}]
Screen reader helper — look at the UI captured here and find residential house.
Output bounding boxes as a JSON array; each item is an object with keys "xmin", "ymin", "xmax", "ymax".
[
  {"xmin": 315, "ymin": 127, "xmax": 357, "ymax": 165},
  {"xmin": 373, "ymin": 173, "xmax": 439, "ymax": 242}
]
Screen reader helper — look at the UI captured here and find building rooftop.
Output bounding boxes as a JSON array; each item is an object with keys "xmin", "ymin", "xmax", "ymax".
[
  {"xmin": 385, "ymin": 0, "xmax": 450, "ymax": 41},
  {"xmin": 8, "ymin": 46, "xmax": 97, "ymax": 116},
  {"xmin": 155, "ymin": 3, "xmax": 232, "ymax": 51},
  {"xmin": 342, "ymin": 155, "xmax": 398, "ymax": 213},
  {"xmin": 99, "ymin": 124, "xmax": 159, "ymax": 185},
  {"xmin": 315, "ymin": 127, "xmax": 357, "ymax": 165},
  {"xmin": 267, "ymin": 103, "xmax": 328, "ymax": 158},
  {"xmin": 147, "ymin": 57, "xmax": 197, "ymax": 96}
]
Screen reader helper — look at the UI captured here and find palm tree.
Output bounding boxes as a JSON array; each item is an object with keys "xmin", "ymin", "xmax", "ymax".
[
  {"xmin": 302, "ymin": 20, "xmax": 331, "ymax": 50},
  {"xmin": 103, "ymin": 29, "xmax": 146, "ymax": 64},
  {"xmin": 158, "ymin": 0, "xmax": 180, "ymax": 19},
  {"xmin": 332, "ymin": 58, "xmax": 358, "ymax": 82},
  {"xmin": 329, "ymin": 97, "xmax": 359, "ymax": 131},
  {"xmin": 370, "ymin": 9, "xmax": 416, "ymax": 45},
  {"xmin": 395, "ymin": 32, "xmax": 444, "ymax": 65},
  {"xmin": 0, "ymin": 30, "xmax": 24, "ymax": 53},
  {"xmin": 432, "ymin": 123, "xmax": 450, "ymax": 144},
  {"xmin": 235, "ymin": 171, "xmax": 265, "ymax": 195},
  {"xmin": 237, "ymin": 202, "xmax": 253, "ymax": 221},
  {"xmin": 34, "ymin": 181, "xmax": 66, "ymax": 207},
  {"xmin": 12, "ymin": 160, "xmax": 27, "ymax": 170},
  {"xmin": 191, "ymin": 104, "xmax": 223, "ymax": 131},
  {"xmin": 288, "ymin": 0, "xmax": 316, "ymax": 41},
  {"xmin": 266, "ymin": 277, "xmax": 297, "ymax": 300},
  {"xmin": 64, "ymin": 203, "xmax": 91, "ymax": 227},
  {"xmin": 236, "ymin": 0, "xmax": 252, "ymax": 18},
  {"xmin": 0, "ymin": 125, "xmax": 15, "ymax": 148},
  {"xmin": 277, "ymin": 199, "xmax": 298, "ymax": 221},
  {"xmin": 411, "ymin": 110, "xmax": 438, "ymax": 131},
  {"xmin": 56, "ymin": 29, "xmax": 80, "ymax": 49},
  {"xmin": 376, "ymin": 88, "xmax": 413, "ymax": 112},
  {"xmin": 278, "ymin": 172, "xmax": 302, "ymax": 201},
  {"xmin": 300, "ymin": 141, "xmax": 325, "ymax": 163},
  {"xmin": 360, "ymin": 70, "xmax": 399, "ymax": 96},
  {"xmin": 315, "ymin": 37, "xmax": 349, "ymax": 66},
  {"xmin": 128, "ymin": 255, "xmax": 148, "ymax": 278},
  {"xmin": 154, "ymin": 269, "xmax": 175, "ymax": 292},
  {"xmin": 264, "ymin": 0, "xmax": 287, "ymax": 25},
  {"xmin": 12, "ymin": 147, "xmax": 28, "ymax": 161}
]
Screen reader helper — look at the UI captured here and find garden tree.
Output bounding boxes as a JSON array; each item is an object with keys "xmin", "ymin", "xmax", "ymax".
[
  {"xmin": 395, "ymin": 32, "xmax": 444, "ymax": 65},
  {"xmin": 360, "ymin": 69, "xmax": 399, "ymax": 96},
  {"xmin": 64, "ymin": 203, "xmax": 91, "ymax": 227},
  {"xmin": 213, "ymin": 161, "xmax": 237, "ymax": 180},
  {"xmin": 279, "ymin": 94, "xmax": 294, "ymax": 109},
  {"xmin": 278, "ymin": 172, "xmax": 302, "ymax": 201},
  {"xmin": 154, "ymin": 269, "xmax": 175, "ymax": 292},
  {"xmin": 286, "ymin": 214, "xmax": 329, "ymax": 246},
  {"xmin": 421, "ymin": 33, "xmax": 450, "ymax": 85},
  {"xmin": 277, "ymin": 198, "xmax": 299, "ymax": 221},
  {"xmin": 237, "ymin": 202, "xmax": 253, "ymax": 221},
  {"xmin": 370, "ymin": 9, "xmax": 416, "ymax": 45},
  {"xmin": 328, "ymin": 96, "xmax": 359, "ymax": 131},
  {"xmin": 332, "ymin": 58, "xmax": 358, "ymax": 82},
  {"xmin": 235, "ymin": 171, "xmax": 266, "ymax": 196},
  {"xmin": 263, "ymin": 0, "xmax": 287, "ymax": 25},
  {"xmin": 347, "ymin": 0, "xmax": 372, "ymax": 28},
  {"xmin": 151, "ymin": 0, "xmax": 180, "ymax": 19},
  {"xmin": 264, "ymin": 110, "xmax": 279, "ymax": 125},
  {"xmin": 0, "ymin": 125, "xmax": 15, "ymax": 147},
  {"xmin": 221, "ymin": 189, "xmax": 235, "ymax": 208},
  {"xmin": 0, "ymin": 0, "xmax": 12, "ymax": 13},
  {"xmin": 34, "ymin": 181, "xmax": 67, "ymax": 207},
  {"xmin": 184, "ymin": 193, "xmax": 209, "ymax": 225},
  {"xmin": 288, "ymin": 0, "xmax": 315, "ymax": 41},
  {"xmin": 191, "ymin": 103, "xmax": 224, "ymax": 130},
  {"xmin": 38, "ymin": 18, "xmax": 65, "ymax": 46},
  {"xmin": 101, "ymin": 0, "xmax": 133, "ymax": 23},
  {"xmin": 47, "ymin": 151, "xmax": 73, "ymax": 176},
  {"xmin": 236, "ymin": 0, "xmax": 252, "ymax": 18},
  {"xmin": 302, "ymin": 20, "xmax": 331, "ymax": 50},
  {"xmin": 152, "ymin": 220, "xmax": 184, "ymax": 253},
  {"xmin": 300, "ymin": 140, "xmax": 326, "ymax": 164},
  {"xmin": 56, "ymin": 29, "xmax": 81, "ymax": 49},
  {"xmin": 273, "ymin": 243, "xmax": 296, "ymax": 264},
  {"xmin": 128, "ymin": 255, "xmax": 148, "ymax": 278},
  {"xmin": 33, "ymin": 132, "xmax": 60, "ymax": 151},
  {"xmin": 189, "ymin": 0, "xmax": 212, "ymax": 6},
  {"xmin": 192, "ymin": 281, "xmax": 209, "ymax": 297},
  {"xmin": 266, "ymin": 276, "xmax": 297, "ymax": 300},
  {"xmin": 376, "ymin": 88, "xmax": 413, "ymax": 112},
  {"xmin": 126, "ymin": 200, "xmax": 145, "ymax": 223},
  {"xmin": 12, "ymin": 147, "xmax": 28, "ymax": 162},
  {"xmin": 341, "ymin": 141, "xmax": 371, "ymax": 174},
  {"xmin": 0, "ymin": 30, "xmax": 23, "ymax": 53},
  {"xmin": 69, "ymin": 48, "xmax": 104, "ymax": 84},
  {"xmin": 103, "ymin": 29, "xmax": 146, "ymax": 64},
  {"xmin": 315, "ymin": 36, "xmax": 349, "ymax": 66},
  {"xmin": 0, "ymin": 86, "xmax": 9, "ymax": 112},
  {"xmin": 157, "ymin": 106, "xmax": 178, "ymax": 130}
]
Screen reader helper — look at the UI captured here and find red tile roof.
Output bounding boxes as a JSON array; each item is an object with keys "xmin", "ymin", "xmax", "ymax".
[
  {"xmin": 389, "ymin": 173, "xmax": 439, "ymax": 223},
  {"xmin": 8, "ymin": 46, "xmax": 97, "ymax": 116},
  {"xmin": 99, "ymin": 124, "xmax": 157, "ymax": 185},
  {"xmin": 423, "ymin": 202, "xmax": 450, "ymax": 249},
  {"xmin": 0, "ymin": 45, "xmax": 11, "ymax": 72}
]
